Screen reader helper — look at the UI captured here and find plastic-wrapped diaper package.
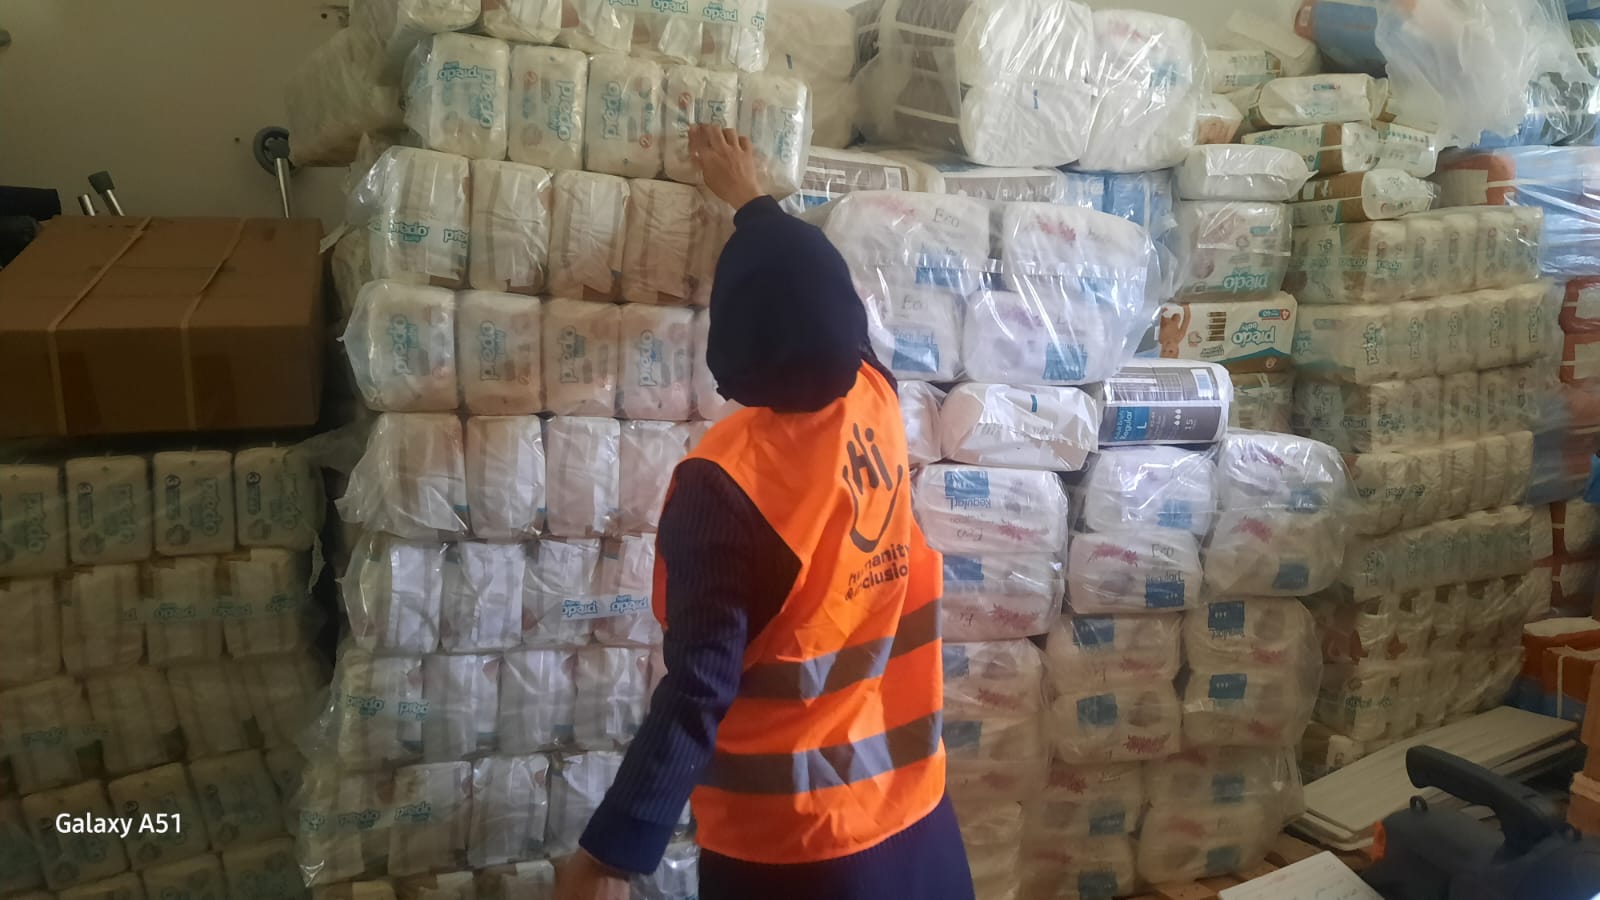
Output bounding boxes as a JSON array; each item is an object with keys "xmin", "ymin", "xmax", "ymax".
[
  {"xmin": 1290, "ymin": 169, "xmax": 1437, "ymax": 228},
  {"xmin": 166, "ymin": 661, "xmax": 256, "ymax": 760},
  {"xmin": 1136, "ymin": 801, "xmax": 1274, "ymax": 884},
  {"xmin": 188, "ymin": 749, "xmax": 286, "ymax": 851},
  {"xmin": 1196, "ymin": 94, "xmax": 1245, "ymax": 146},
  {"xmin": 1145, "ymin": 746, "xmax": 1304, "ymax": 823},
  {"xmin": 1066, "ymin": 529, "xmax": 1204, "ymax": 614},
  {"xmin": 387, "ymin": 761, "xmax": 473, "ymax": 876},
  {"xmin": 522, "ymin": 538, "xmax": 605, "ymax": 647},
  {"xmin": 1045, "ymin": 612, "xmax": 1181, "ymax": 692},
  {"xmin": 544, "ymin": 416, "xmax": 622, "ymax": 538},
  {"xmin": 59, "ymin": 563, "xmax": 143, "ymax": 675},
  {"xmin": 1291, "ymin": 304, "xmax": 1397, "ymax": 385},
  {"xmin": 1182, "ymin": 664, "xmax": 1316, "ymax": 748},
  {"xmin": 593, "ymin": 535, "xmax": 663, "ymax": 647},
  {"xmin": 85, "ymin": 666, "xmax": 182, "ymax": 776},
  {"xmin": 573, "ymin": 646, "xmax": 651, "ymax": 749},
  {"xmin": 942, "ymin": 643, "xmax": 1049, "ymax": 800},
  {"xmin": 1429, "ymin": 295, "xmax": 1480, "ymax": 377},
  {"xmin": 0, "ymin": 463, "xmax": 67, "ymax": 577},
  {"xmin": 508, "ymin": 45, "xmax": 588, "ymax": 172},
  {"xmin": 865, "ymin": 0, "xmax": 1096, "ymax": 168},
  {"xmin": 457, "ymin": 293, "xmax": 542, "ymax": 416},
  {"xmin": 1206, "ymin": 509, "xmax": 1344, "ymax": 597},
  {"xmin": 1175, "ymin": 201, "xmax": 1291, "ymax": 301},
  {"xmin": 351, "ymin": 147, "xmax": 469, "ymax": 287},
  {"xmin": 0, "ymin": 677, "xmax": 101, "ymax": 796},
  {"xmin": 863, "ymin": 284, "xmax": 965, "ymax": 382},
  {"xmin": 937, "ymin": 383, "xmax": 1099, "ymax": 472},
  {"xmin": 911, "ymin": 465, "xmax": 1068, "ymax": 556},
  {"xmin": 328, "ymin": 648, "xmax": 426, "ymax": 769},
  {"xmin": 662, "ymin": 67, "xmax": 739, "ymax": 184},
  {"xmin": 1176, "ymin": 145, "xmax": 1313, "ymax": 202},
  {"xmin": 1050, "ymin": 681, "xmax": 1182, "ymax": 764},
  {"xmin": 0, "ymin": 577, "xmax": 60, "ymax": 687},
  {"xmin": 881, "ymin": 149, "xmax": 1069, "ymax": 203},
  {"xmin": 64, "ymin": 455, "xmax": 152, "ymax": 566},
  {"xmin": 149, "ymin": 450, "xmax": 235, "ymax": 557},
  {"xmin": 548, "ymin": 752, "xmax": 625, "ymax": 853},
  {"xmin": 620, "ymin": 422, "xmax": 691, "ymax": 534},
  {"xmin": 22, "ymin": 780, "xmax": 129, "ymax": 890},
  {"xmin": 943, "ymin": 640, "xmax": 1045, "ymax": 720},
  {"xmin": 815, "ymin": 190, "xmax": 989, "ymax": 288},
  {"xmin": 440, "ymin": 541, "xmax": 525, "ymax": 654},
  {"xmin": 618, "ymin": 305, "xmax": 695, "ymax": 421},
  {"xmin": 1079, "ymin": 446, "xmax": 1217, "ymax": 537},
  {"xmin": 340, "ymin": 413, "xmax": 468, "ymax": 539},
  {"xmin": 736, "ymin": 72, "xmax": 811, "ymax": 198},
  {"xmin": 343, "ymin": 534, "xmax": 443, "ymax": 654},
  {"xmin": 543, "ymin": 298, "xmax": 621, "ymax": 417},
  {"xmin": 899, "ymin": 381, "xmax": 944, "ymax": 468},
  {"xmin": 1025, "ymin": 760, "xmax": 1144, "ymax": 845},
  {"xmin": 548, "ymin": 171, "xmax": 630, "ymax": 301},
  {"xmin": 1316, "ymin": 660, "xmax": 1399, "ymax": 742},
  {"xmin": 1242, "ymin": 122, "xmax": 1381, "ymax": 176},
  {"xmin": 222, "ymin": 837, "xmax": 303, "ymax": 898},
  {"xmin": 470, "ymin": 755, "xmax": 551, "ymax": 870},
  {"xmin": 1286, "ymin": 220, "xmax": 1411, "ymax": 304},
  {"xmin": 951, "ymin": 800, "xmax": 1024, "ymax": 900},
  {"xmin": 1229, "ymin": 372, "xmax": 1294, "ymax": 433},
  {"xmin": 470, "ymin": 162, "xmax": 552, "ymax": 296},
  {"xmin": 779, "ymin": 147, "xmax": 914, "ymax": 214},
  {"xmin": 235, "ymin": 445, "xmax": 324, "ymax": 551},
  {"xmin": 403, "ymin": 33, "xmax": 510, "ymax": 160},
  {"xmin": 1023, "ymin": 834, "xmax": 1138, "ymax": 900},
  {"xmin": 0, "ymin": 797, "xmax": 42, "ymax": 894},
  {"xmin": 141, "ymin": 855, "xmax": 226, "ymax": 897},
  {"xmin": 582, "ymin": 55, "xmax": 663, "ymax": 179},
  {"xmin": 350, "ymin": 0, "xmax": 483, "ymax": 82},
  {"xmin": 691, "ymin": 308, "xmax": 742, "ymax": 421},
  {"xmin": 285, "ymin": 28, "xmax": 402, "ymax": 167},
  {"xmin": 344, "ymin": 281, "xmax": 459, "ymax": 413},
  {"xmin": 222, "ymin": 547, "xmax": 313, "ymax": 659},
  {"xmin": 295, "ymin": 764, "xmax": 394, "ymax": 885},
  {"xmin": 483, "ymin": 0, "xmax": 560, "ymax": 43},
  {"xmin": 621, "ymin": 180, "xmax": 704, "ymax": 306},
  {"xmin": 1375, "ymin": 122, "xmax": 1439, "ymax": 178},
  {"xmin": 238, "ymin": 652, "xmax": 326, "ymax": 749},
  {"xmin": 1217, "ymin": 429, "xmax": 1348, "ymax": 513},
  {"xmin": 108, "ymin": 764, "xmax": 210, "ymax": 869},
  {"xmin": 498, "ymin": 647, "xmax": 578, "ymax": 754},
  {"xmin": 961, "ymin": 286, "xmax": 1146, "ymax": 389},
  {"xmin": 1244, "ymin": 74, "xmax": 1385, "ymax": 128},
  {"xmin": 1209, "ymin": 47, "xmax": 1280, "ymax": 93},
  {"xmin": 1081, "ymin": 10, "xmax": 1206, "ymax": 173},
  {"xmin": 940, "ymin": 554, "xmax": 1061, "ymax": 643}
]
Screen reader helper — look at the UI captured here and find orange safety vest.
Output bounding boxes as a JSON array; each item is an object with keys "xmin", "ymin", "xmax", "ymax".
[{"xmin": 652, "ymin": 362, "xmax": 946, "ymax": 864}]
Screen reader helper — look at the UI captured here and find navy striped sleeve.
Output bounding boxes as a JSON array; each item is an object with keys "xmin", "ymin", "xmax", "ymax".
[{"xmin": 579, "ymin": 458, "xmax": 799, "ymax": 874}]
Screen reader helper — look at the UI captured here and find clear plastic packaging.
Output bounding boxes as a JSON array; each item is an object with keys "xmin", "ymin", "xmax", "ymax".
[
  {"xmin": 21, "ymin": 780, "xmax": 128, "ymax": 890},
  {"xmin": 1045, "ymin": 612, "xmax": 1181, "ymax": 690},
  {"xmin": 150, "ymin": 450, "xmax": 235, "ymax": 557},
  {"xmin": 1078, "ymin": 446, "xmax": 1217, "ymax": 537},
  {"xmin": 508, "ymin": 45, "xmax": 588, "ymax": 172},
  {"xmin": 939, "ymin": 553, "xmax": 1061, "ymax": 642},
  {"xmin": 285, "ymin": 28, "xmax": 403, "ymax": 167},
  {"xmin": 899, "ymin": 380, "xmax": 945, "ymax": 468},
  {"xmin": 1228, "ymin": 372, "xmax": 1295, "ymax": 433},
  {"xmin": 340, "ymin": 413, "xmax": 469, "ymax": 540},
  {"xmin": 574, "ymin": 645, "xmax": 651, "ymax": 748},
  {"xmin": 1066, "ymin": 529, "xmax": 1203, "ymax": 614},
  {"xmin": 778, "ymin": 146, "xmax": 914, "ymax": 214},
  {"xmin": 0, "ymin": 463, "xmax": 68, "ymax": 577},
  {"xmin": 343, "ymin": 531, "xmax": 449, "ymax": 657},
  {"xmin": 543, "ymin": 416, "xmax": 622, "ymax": 539},
  {"xmin": 522, "ymin": 539, "xmax": 604, "ymax": 648},
  {"xmin": 881, "ymin": 149, "xmax": 1069, "ymax": 203},
  {"xmin": 64, "ymin": 455, "xmax": 153, "ymax": 567},
  {"xmin": 911, "ymin": 465, "xmax": 1068, "ymax": 556},
  {"xmin": 583, "ymin": 55, "xmax": 663, "ymax": 179},
  {"xmin": 60, "ymin": 563, "xmax": 143, "ymax": 675},
  {"xmin": 457, "ymin": 294, "xmax": 543, "ymax": 416},
  {"xmin": 85, "ymin": 666, "xmax": 182, "ymax": 776},
  {"xmin": 235, "ymin": 445, "xmax": 325, "ymax": 552},
  {"xmin": 736, "ymin": 72, "xmax": 811, "ymax": 198},
  {"xmin": 1156, "ymin": 295, "xmax": 1297, "ymax": 372},
  {"xmin": 1289, "ymin": 169, "xmax": 1436, "ymax": 228},
  {"xmin": 1176, "ymin": 145, "xmax": 1312, "ymax": 203},
  {"xmin": 441, "ymin": 542, "xmax": 526, "ymax": 653},
  {"xmin": 691, "ymin": 308, "xmax": 743, "ymax": 422},
  {"xmin": 1209, "ymin": 47, "xmax": 1281, "ymax": 93},
  {"xmin": 1242, "ymin": 122, "xmax": 1380, "ymax": 176},
  {"xmin": 617, "ymin": 305, "xmax": 695, "ymax": 423},
  {"xmin": 863, "ymin": 0, "xmax": 1096, "ymax": 168},
  {"xmin": 0, "ymin": 677, "xmax": 102, "ymax": 795},
  {"xmin": 549, "ymin": 172, "xmax": 630, "ymax": 301},
  {"xmin": 190, "ymin": 749, "xmax": 286, "ymax": 851},
  {"xmin": 662, "ymin": 67, "xmax": 740, "ymax": 185},
  {"xmin": 619, "ymin": 422, "xmax": 691, "ymax": 534},
  {"xmin": 351, "ymin": 0, "xmax": 483, "ymax": 83},
  {"xmin": 1243, "ymin": 73, "xmax": 1385, "ymax": 128},
  {"xmin": 1181, "ymin": 662, "xmax": 1317, "ymax": 748},
  {"xmin": 403, "ymin": 33, "xmax": 510, "ymax": 160},
  {"xmin": 1196, "ymin": 93, "xmax": 1245, "ymax": 146},
  {"xmin": 482, "ymin": 0, "xmax": 560, "ymax": 43},
  {"xmin": 1081, "ymin": 10, "xmax": 1207, "ymax": 173},
  {"xmin": 350, "ymin": 147, "xmax": 470, "ymax": 288},
  {"xmin": 0, "ymin": 576, "xmax": 61, "ymax": 687},
  {"xmin": 469, "ymin": 755, "xmax": 550, "ymax": 869},
  {"xmin": 1174, "ymin": 201, "xmax": 1291, "ymax": 301},
  {"xmin": 937, "ymin": 383, "xmax": 1100, "ymax": 472},
  {"xmin": 541, "ymin": 298, "xmax": 620, "ymax": 418},
  {"xmin": 634, "ymin": 841, "xmax": 700, "ymax": 900},
  {"xmin": 943, "ymin": 640, "xmax": 1049, "ymax": 803},
  {"xmin": 1434, "ymin": 148, "xmax": 1593, "ymax": 280},
  {"xmin": 1048, "ymin": 681, "xmax": 1181, "ymax": 764},
  {"xmin": 547, "ymin": 752, "xmax": 624, "ymax": 854},
  {"xmin": 1135, "ymin": 801, "xmax": 1274, "ymax": 884},
  {"xmin": 344, "ymin": 281, "xmax": 459, "ymax": 413},
  {"xmin": 469, "ymin": 162, "xmax": 552, "ymax": 297}
]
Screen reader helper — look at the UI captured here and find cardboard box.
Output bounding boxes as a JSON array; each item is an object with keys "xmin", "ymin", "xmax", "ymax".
[
  {"xmin": 0, "ymin": 217, "xmax": 324, "ymax": 438},
  {"xmin": 1572, "ymin": 773, "xmax": 1600, "ymax": 833}
]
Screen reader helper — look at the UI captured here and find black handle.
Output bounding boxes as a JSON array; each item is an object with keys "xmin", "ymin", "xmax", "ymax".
[
  {"xmin": 88, "ymin": 171, "xmax": 116, "ymax": 194},
  {"xmin": 1406, "ymin": 745, "xmax": 1559, "ymax": 856}
]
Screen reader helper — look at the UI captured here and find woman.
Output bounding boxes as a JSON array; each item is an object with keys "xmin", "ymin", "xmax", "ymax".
[{"xmin": 556, "ymin": 125, "xmax": 975, "ymax": 900}]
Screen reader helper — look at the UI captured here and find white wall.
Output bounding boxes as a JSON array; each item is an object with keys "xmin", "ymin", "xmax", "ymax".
[
  {"xmin": 0, "ymin": 0, "xmax": 1299, "ymax": 227},
  {"xmin": 0, "ymin": 0, "xmax": 350, "ymax": 227}
]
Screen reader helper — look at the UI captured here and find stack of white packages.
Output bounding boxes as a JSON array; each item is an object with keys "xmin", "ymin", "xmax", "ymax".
[
  {"xmin": 1019, "ymin": 429, "xmax": 1342, "ymax": 896},
  {"xmin": 764, "ymin": 0, "xmax": 864, "ymax": 149},
  {"xmin": 0, "ymin": 446, "xmax": 328, "ymax": 899},
  {"xmin": 300, "ymin": 0, "xmax": 821, "ymax": 889}
]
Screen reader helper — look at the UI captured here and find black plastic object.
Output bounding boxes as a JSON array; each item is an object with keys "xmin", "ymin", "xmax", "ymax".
[
  {"xmin": 1362, "ymin": 745, "xmax": 1600, "ymax": 900},
  {"xmin": 253, "ymin": 126, "xmax": 292, "ymax": 175},
  {"xmin": 87, "ymin": 170, "xmax": 115, "ymax": 195}
]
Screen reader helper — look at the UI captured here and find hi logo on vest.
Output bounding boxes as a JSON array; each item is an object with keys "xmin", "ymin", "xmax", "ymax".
[{"xmin": 842, "ymin": 423, "xmax": 903, "ymax": 553}]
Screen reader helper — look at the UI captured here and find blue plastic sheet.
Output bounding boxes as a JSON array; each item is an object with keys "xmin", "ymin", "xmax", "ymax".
[{"xmin": 1436, "ymin": 146, "xmax": 1600, "ymax": 278}]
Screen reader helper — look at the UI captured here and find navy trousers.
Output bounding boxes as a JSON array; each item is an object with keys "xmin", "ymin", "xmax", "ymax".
[{"xmin": 697, "ymin": 794, "xmax": 977, "ymax": 900}]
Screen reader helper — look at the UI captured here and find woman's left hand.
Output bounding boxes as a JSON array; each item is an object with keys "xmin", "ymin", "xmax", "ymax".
[{"xmin": 555, "ymin": 849, "xmax": 633, "ymax": 900}]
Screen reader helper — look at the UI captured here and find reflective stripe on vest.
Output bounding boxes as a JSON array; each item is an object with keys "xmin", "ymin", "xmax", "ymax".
[
  {"xmin": 705, "ymin": 710, "xmax": 943, "ymax": 795},
  {"xmin": 738, "ymin": 599, "xmax": 942, "ymax": 701}
]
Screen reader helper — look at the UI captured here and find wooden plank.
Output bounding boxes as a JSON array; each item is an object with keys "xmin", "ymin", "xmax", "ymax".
[
  {"xmin": 1266, "ymin": 834, "xmax": 1324, "ymax": 866},
  {"xmin": 1232, "ymin": 861, "xmax": 1278, "ymax": 881},
  {"xmin": 1150, "ymin": 882, "xmax": 1222, "ymax": 900}
]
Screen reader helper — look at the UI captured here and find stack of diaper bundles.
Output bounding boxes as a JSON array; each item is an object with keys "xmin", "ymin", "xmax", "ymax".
[
  {"xmin": 1017, "ymin": 427, "xmax": 1337, "ymax": 895},
  {"xmin": 0, "ymin": 447, "xmax": 328, "ymax": 899}
]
